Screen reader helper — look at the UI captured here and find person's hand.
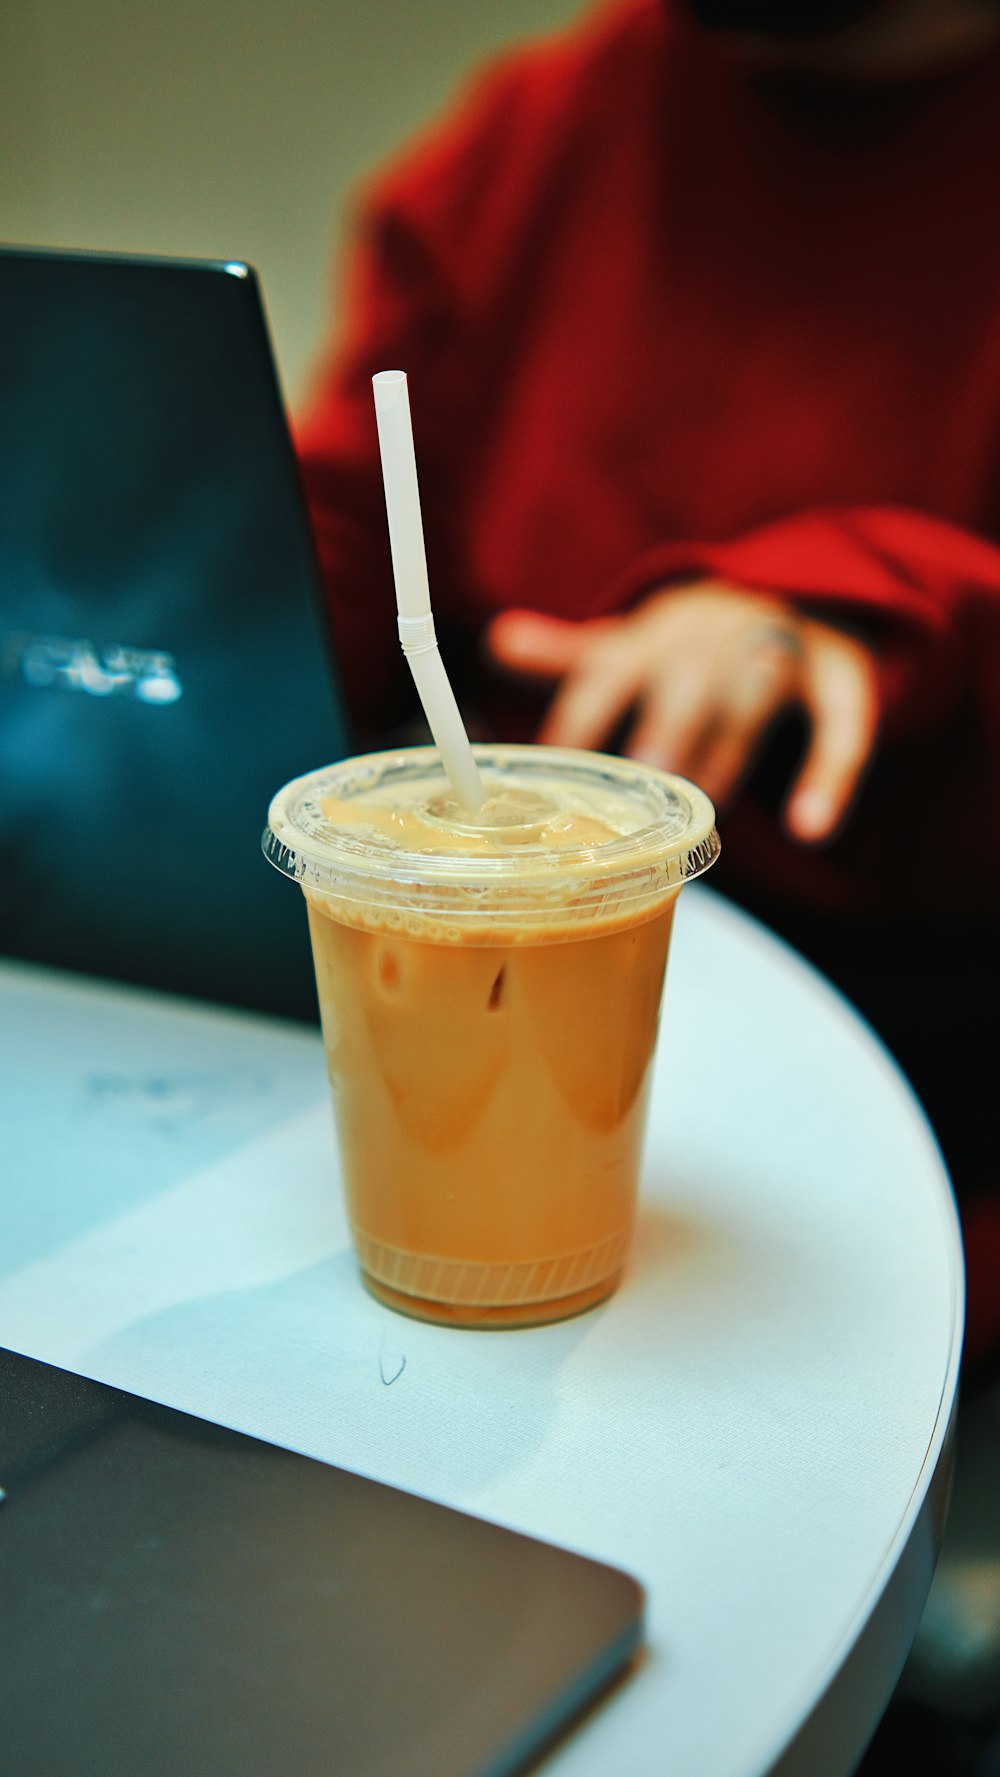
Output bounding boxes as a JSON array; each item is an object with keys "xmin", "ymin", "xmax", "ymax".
[{"xmin": 485, "ymin": 581, "xmax": 881, "ymax": 843}]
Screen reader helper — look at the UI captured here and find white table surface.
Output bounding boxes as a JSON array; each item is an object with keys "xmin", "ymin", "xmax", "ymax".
[{"xmin": 1, "ymin": 886, "xmax": 963, "ymax": 1777}]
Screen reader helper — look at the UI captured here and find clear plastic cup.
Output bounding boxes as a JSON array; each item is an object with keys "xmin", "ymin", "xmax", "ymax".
[{"xmin": 263, "ymin": 744, "xmax": 719, "ymax": 1327}]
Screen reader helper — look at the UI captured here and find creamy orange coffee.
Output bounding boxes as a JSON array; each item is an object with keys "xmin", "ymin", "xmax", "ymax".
[{"xmin": 264, "ymin": 746, "xmax": 718, "ymax": 1327}]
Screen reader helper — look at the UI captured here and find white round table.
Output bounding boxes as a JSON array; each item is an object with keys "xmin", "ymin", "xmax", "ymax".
[{"xmin": 0, "ymin": 885, "xmax": 963, "ymax": 1777}]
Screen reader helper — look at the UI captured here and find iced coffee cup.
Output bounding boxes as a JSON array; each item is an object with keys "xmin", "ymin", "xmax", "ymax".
[{"xmin": 263, "ymin": 743, "xmax": 718, "ymax": 1328}]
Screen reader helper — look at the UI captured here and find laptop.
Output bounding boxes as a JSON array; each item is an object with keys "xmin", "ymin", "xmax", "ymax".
[
  {"xmin": 0, "ymin": 1347, "xmax": 644, "ymax": 1777},
  {"xmin": 0, "ymin": 245, "xmax": 350, "ymax": 1022}
]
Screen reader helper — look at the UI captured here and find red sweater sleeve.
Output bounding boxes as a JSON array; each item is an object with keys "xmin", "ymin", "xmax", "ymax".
[{"xmin": 606, "ymin": 505, "xmax": 1000, "ymax": 740}]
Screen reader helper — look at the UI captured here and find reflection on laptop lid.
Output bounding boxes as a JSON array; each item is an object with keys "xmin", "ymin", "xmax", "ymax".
[
  {"xmin": 0, "ymin": 245, "xmax": 349, "ymax": 1021},
  {"xmin": 0, "ymin": 1348, "xmax": 644, "ymax": 1777}
]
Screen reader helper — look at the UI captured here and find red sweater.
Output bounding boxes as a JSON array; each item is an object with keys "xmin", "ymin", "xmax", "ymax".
[{"xmin": 297, "ymin": 0, "xmax": 1000, "ymax": 920}]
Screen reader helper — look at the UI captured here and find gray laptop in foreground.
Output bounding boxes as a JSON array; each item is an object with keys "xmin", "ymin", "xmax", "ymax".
[
  {"xmin": 0, "ymin": 245, "xmax": 349, "ymax": 1021},
  {"xmin": 0, "ymin": 1347, "xmax": 644, "ymax": 1777}
]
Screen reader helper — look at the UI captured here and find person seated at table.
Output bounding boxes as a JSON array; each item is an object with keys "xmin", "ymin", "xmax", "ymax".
[{"xmin": 295, "ymin": 0, "xmax": 1000, "ymax": 1363}]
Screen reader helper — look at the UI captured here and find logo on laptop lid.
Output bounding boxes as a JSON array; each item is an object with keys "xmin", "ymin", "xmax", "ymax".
[{"xmin": 2, "ymin": 631, "xmax": 182, "ymax": 704}]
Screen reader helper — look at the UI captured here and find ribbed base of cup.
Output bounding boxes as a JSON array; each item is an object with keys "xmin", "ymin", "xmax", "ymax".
[
  {"xmin": 352, "ymin": 1226, "xmax": 631, "ymax": 1328},
  {"xmin": 361, "ymin": 1270, "xmax": 622, "ymax": 1328}
]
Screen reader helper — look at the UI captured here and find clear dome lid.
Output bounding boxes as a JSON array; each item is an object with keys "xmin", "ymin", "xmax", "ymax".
[{"xmin": 263, "ymin": 745, "xmax": 719, "ymax": 936}]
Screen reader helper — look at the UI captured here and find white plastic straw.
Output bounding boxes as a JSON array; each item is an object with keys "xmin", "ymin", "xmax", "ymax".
[{"xmin": 372, "ymin": 370, "xmax": 485, "ymax": 813}]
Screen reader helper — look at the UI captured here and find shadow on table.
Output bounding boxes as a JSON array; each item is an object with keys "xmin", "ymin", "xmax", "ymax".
[
  {"xmin": 628, "ymin": 1199, "xmax": 709, "ymax": 1279},
  {"xmin": 85, "ymin": 1249, "xmax": 600, "ymax": 1498}
]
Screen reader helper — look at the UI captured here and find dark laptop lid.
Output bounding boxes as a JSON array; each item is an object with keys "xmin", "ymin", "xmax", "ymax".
[
  {"xmin": 0, "ymin": 245, "xmax": 349, "ymax": 1021},
  {"xmin": 0, "ymin": 1348, "xmax": 644, "ymax": 1777}
]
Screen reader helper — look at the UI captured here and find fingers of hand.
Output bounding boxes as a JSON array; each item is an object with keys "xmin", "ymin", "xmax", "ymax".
[
  {"xmin": 785, "ymin": 635, "xmax": 880, "ymax": 843},
  {"xmin": 485, "ymin": 610, "xmax": 608, "ymax": 680},
  {"xmin": 623, "ymin": 670, "xmax": 717, "ymax": 780},
  {"xmin": 537, "ymin": 641, "xmax": 644, "ymax": 749},
  {"xmin": 489, "ymin": 598, "xmax": 879, "ymax": 848},
  {"xmin": 686, "ymin": 640, "xmax": 802, "ymax": 808}
]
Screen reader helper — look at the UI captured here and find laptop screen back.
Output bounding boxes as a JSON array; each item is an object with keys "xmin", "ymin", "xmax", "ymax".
[{"xmin": 0, "ymin": 246, "xmax": 349, "ymax": 1020}]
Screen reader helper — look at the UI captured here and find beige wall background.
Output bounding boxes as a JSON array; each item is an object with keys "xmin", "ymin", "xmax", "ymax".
[{"xmin": 1, "ymin": 0, "xmax": 583, "ymax": 407}]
